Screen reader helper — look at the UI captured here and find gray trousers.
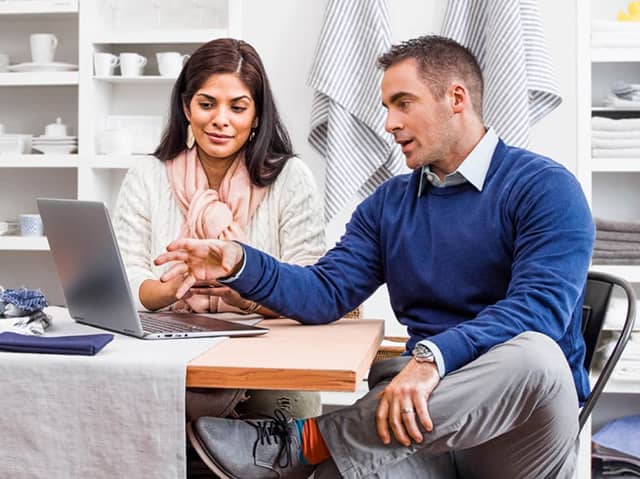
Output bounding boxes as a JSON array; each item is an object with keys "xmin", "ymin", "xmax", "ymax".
[{"xmin": 315, "ymin": 332, "xmax": 579, "ymax": 479}]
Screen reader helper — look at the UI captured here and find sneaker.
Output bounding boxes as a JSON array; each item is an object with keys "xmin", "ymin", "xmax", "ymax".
[{"xmin": 188, "ymin": 409, "xmax": 315, "ymax": 479}]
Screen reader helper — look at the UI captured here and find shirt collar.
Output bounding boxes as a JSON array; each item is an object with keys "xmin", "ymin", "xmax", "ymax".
[{"xmin": 418, "ymin": 128, "xmax": 499, "ymax": 196}]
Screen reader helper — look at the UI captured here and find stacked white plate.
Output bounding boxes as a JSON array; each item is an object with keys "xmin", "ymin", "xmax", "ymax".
[{"xmin": 32, "ymin": 135, "xmax": 78, "ymax": 154}]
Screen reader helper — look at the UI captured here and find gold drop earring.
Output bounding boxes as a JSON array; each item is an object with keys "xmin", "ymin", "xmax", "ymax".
[{"xmin": 186, "ymin": 123, "xmax": 195, "ymax": 149}]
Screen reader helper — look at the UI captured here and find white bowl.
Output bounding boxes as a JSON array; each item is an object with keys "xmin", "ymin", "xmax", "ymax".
[{"xmin": 0, "ymin": 134, "xmax": 32, "ymax": 154}]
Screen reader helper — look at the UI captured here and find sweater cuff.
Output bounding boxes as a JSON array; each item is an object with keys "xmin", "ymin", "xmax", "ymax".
[
  {"xmin": 427, "ymin": 328, "xmax": 475, "ymax": 375},
  {"xmin": 416, "ymin": 340, "xmax": 446, "ymax": 378},
  {"xmin": 218, "ymin": 242, "xmax": 247, "ymax": 284},
  {"xmin": 217, "ymin": 243, "xmax": 265, "ymax": 297}
]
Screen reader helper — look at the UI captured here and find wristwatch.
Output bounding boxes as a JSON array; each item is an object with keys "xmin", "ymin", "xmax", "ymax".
[{"xmin": 412, "ymin": 343, "xmax": 435, "ymax": 363}]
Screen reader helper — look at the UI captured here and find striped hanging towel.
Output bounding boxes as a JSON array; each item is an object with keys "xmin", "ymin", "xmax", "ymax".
[
  {"xmin": 308, "ymin": 0, "xmax": 404, "ymax": 222},
  {"xmin": 442, "ymin": 0, "xmax": 561, "ymax": 148}
]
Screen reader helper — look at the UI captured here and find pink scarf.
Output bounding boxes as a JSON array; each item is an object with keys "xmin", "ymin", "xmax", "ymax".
[{"xmin": 166, "ymin": 147, "xmax": 266, "ymax": 312}]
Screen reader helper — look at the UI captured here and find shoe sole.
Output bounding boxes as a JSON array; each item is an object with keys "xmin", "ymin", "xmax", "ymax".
[{"xmin": 186, "ymin": 421, "xmax": 236, "ymax": 479}]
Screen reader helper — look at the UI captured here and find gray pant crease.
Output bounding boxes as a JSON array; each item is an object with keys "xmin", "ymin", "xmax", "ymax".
[{"xmin": 315, "ymin": 332, "xmax": 579, "ymax": 479}]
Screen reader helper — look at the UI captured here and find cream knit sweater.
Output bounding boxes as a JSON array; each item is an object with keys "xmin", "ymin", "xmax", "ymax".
[{"xmin": 113, "ymin": 155, "xmax": 326, "ymax": 311}]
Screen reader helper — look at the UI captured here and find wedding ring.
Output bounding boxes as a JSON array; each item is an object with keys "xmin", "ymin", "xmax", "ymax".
[{"xmin": 401, "ymin": 407, "xmax": 415, "ymax": 414}]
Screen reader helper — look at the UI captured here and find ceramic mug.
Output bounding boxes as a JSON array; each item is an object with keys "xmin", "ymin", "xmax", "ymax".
[
  {"xmin": 94, "ymin": 52, "xmax": 120, "ymax": 76},
  {"xmin": 119, "ymin": 52, "xmax": 147, "ymax": 77},
  {"xmin": 20, "ymin": 214, "xmax": 44, "ymax": 237},
  {"xmin": 30, "ymin": 33, "xmax": 58, "ymax": 64},
  {"xmin": 156, "ymin": 52, "xmax": 189, "ymax": 77}
]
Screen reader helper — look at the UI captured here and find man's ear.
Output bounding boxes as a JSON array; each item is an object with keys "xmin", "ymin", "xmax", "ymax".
[{"xmin": 449, "ymin": 83, "xmax": 467, "ymax": 114}]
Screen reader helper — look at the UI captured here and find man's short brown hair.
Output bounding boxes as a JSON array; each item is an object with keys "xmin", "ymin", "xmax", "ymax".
[{"xmin": 378, "ymin": 35, "xmax": 484, "ymax": 119}]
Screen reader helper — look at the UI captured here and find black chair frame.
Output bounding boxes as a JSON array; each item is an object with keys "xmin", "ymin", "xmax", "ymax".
[{"xmin": 579, "ymin": 271, "xmax": 636, "ymax": 431}]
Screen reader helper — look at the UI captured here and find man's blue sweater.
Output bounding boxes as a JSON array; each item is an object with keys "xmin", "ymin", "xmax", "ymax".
[{"xmin": 231, "ymin": 140, "xmax": 595, "ymax": 401}]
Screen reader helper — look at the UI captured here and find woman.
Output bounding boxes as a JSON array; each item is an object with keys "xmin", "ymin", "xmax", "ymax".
[{"xmin": 113, "ymin": 38, "xmax": 325, "ymax": 420}]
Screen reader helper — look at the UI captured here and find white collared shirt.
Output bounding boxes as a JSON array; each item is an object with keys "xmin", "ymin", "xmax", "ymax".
[{"xmin": 418, "ymin": 127, "xmax": 499, "ymax": 195}]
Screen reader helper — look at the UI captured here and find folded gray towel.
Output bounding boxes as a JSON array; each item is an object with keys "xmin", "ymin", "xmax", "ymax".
[
  {"xmin": 591, "ymin": 257, "xmax": 640, "ymax": 265},
  {"xmin": 595, "ymin": 239, "xmax": 640, "ymax": 251},
  {"xmin": 597, "ymin": 230, "xmax": 640, "ymax": 243},
  {"xmin": 595, "ymin": 217, "xmax": 640, "ymax": 233},
  {"xmin": 593, "ymin": 249, "xmax": 640, "ymax": 258}
]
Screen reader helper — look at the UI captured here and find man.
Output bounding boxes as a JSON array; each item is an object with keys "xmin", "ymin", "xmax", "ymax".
[{"xmin": 156, "ymin": 35, "xmax": 594, "ymax": 478}]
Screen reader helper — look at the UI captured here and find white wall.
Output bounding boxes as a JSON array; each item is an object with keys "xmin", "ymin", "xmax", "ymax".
[{"xmin": 243, "ymin": 0, "xmax": 578, "ymax": 335}]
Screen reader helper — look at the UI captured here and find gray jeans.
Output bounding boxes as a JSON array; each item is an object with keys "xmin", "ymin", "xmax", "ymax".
[{"xmin": 315, "ymin": 332, "xmax": 579, "ymax": 479}]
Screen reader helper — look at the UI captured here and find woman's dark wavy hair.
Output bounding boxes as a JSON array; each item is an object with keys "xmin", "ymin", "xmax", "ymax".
[{"xmin": 154, "ymin": 38, "xmax": 294, "ymax": 187}]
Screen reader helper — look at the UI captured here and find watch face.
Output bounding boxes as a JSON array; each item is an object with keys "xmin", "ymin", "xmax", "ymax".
[{"xmin": 413, "ymin": 344, "xmax": 433, "ymax": 360}]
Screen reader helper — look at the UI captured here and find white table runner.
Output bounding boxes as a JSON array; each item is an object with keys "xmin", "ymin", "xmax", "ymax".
[{"xmin": 0, "ymin": 307, "xmax": 224, "ymax": 479}]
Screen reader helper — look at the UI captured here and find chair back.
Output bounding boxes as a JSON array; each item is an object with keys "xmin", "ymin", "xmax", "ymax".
[{"xmin": 578, "ymin": 271, "xmax": 636, "ymax": 431}]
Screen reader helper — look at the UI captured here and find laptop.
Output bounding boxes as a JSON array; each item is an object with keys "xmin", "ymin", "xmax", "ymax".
[{"xmin": 37, "ymin": 198, "xmax": 269, "ymax": 340}]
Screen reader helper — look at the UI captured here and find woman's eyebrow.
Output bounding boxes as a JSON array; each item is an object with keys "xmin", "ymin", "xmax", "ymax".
[{"xmin": 195, "ymin": 93, "xmax": 252, "ymax": 102}]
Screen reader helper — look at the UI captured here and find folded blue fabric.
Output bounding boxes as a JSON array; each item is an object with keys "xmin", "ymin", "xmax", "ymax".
[{"xmin": 0, "ymin": 332, "xmax": 114, "ymax": 355}]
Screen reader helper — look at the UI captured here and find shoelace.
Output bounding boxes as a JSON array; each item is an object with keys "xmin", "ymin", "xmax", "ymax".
[{"xmin": 251, "ymin": 409, "xmax": 294, "ymax": 469}]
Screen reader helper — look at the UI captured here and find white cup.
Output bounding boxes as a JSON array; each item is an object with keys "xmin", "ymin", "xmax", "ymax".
[
  {"xmin": 119, "ymin": 53, "xmax": 147, "ymax": 77},
  {"xmin": 94, "ymin": 52, "xmax": 120, "ymax": 77},
  {"xmin": 99, "ymin": 129, "xmax": 133, "ymax": 155},
  {"xmin": 0, "ymin": 53, "xmax": 9, "ymax": 72},
  {"xmin": 20, "ymin": 214, "xmax": 44, "ymax": 237},
  {"xmin": 156, "ymin": 52, "xmax": 189, "ymax": 77},
  {"xmin": 30, "ymin": 33, "xmax": 58, "ymax": 64}
]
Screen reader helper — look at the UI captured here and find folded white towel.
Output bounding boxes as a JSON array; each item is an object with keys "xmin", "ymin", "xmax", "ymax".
[
  {"xmin": 593, "ymin": 129, "xmax": 640, "ymax": 139},
  {"xmin": 603, "ymin": 94, "xmax": 640, "ymax": 108},
  {"xmin": 592, "ymin": 138, "xmax": 640, "ymax": 149},
  {"xmin": 592, "ymin": 116, "xmax": 640, "ymax": 131},
  {"xmin": 592, "ymin": 147, "xmax": 640, "ymax": 158}
]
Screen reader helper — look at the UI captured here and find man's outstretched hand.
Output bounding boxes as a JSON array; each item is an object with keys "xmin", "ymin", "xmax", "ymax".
[{"xmin": 154, "ymin": 239, "xmax": 244, "ymax": 299}]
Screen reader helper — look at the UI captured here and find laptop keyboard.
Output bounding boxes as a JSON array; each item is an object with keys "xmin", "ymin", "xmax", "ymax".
[{"xmin": 139, "ymin": 314, "xmax": 204, "ymax": 334}]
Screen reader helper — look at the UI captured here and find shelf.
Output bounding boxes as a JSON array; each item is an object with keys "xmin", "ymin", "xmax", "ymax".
[
  {"xmin": 93, "ymin": 76, "xmax": 177, "ymax": 84},
  {"xmin": 592, "ymin": 47, "xmax": 640, "ymax": 62},
  {"xmin": 92, "ymin": 28, "xmax": 229, "ymax": 45},
  {"xmin": 0, "ymin": 236, "xmax": 49, "ymax": 251},
  {"xmin": 591, "ymin": 264, "xmax": 640, "ymax": 282},
  {"xmin": 592, "ymin": 158, "xmax": 640, "ymax": 172},
  {"xmin": 0, "ymin": 72, "xmax": 78, "ymax": 86},
  {"xmin": 0, "ymin": 154, "xmax": 78, "ymax": 168},
  {"xmin": 0, "ymin": 0, "xmax": 78, "ymax": 15},
  {"xmin": 88, "ymin": 154, "xmax": 152, "ymax": 169}
]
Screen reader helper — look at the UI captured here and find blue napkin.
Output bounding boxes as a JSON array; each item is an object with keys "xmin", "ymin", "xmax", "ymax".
[{"xmin": 0, "ymin": 332, "xmax": 114, "ymax": 355}]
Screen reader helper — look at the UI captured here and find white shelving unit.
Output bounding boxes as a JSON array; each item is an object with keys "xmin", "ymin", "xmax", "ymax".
[
  {"xmin": 0, "ymin": 71, "xmax": 78, "ymax": 85},
  {"xmin": 578, "ymin": 1, "xmax": 640, "ymax": 477},
  {"xmin": 0, "ymin": 0, "xmax": 241, "ymax": 305}
]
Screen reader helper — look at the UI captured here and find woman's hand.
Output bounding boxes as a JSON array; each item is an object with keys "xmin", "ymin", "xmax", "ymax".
[
  {"xmin": 154, "ymin": 238, "xmax": 244, "ymax": 299},
  {"xmin": 189, "ymin": 281, "xmax": 255, "ymax": 310}
]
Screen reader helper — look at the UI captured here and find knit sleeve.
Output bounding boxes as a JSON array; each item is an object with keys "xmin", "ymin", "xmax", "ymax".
[
  {"xmin": 275, "ymin": 158, "xmax": 326, "ymax": 265},
  {"xmin": 113, "ymin": 160, "xmax": 157, "ymax": 311},
  {"xmin": 228, "ymin": 185, "xmax": 387, "ymax": 324}
]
